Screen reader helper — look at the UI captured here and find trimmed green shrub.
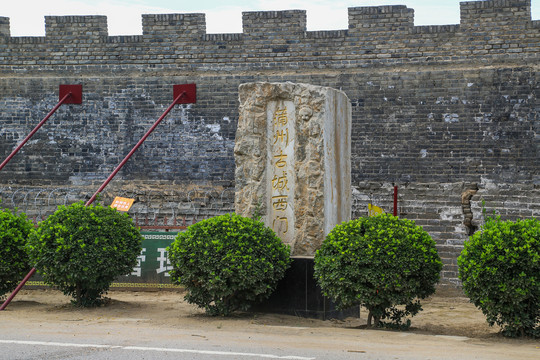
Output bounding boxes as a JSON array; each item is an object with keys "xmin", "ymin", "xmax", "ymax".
[
  {"xmin": 27, "ymin": 202, "xmax": 142, "ymax": 307},
  {"xmin": 168, "ymin": 213, "xmax": 291, "ymax": 316},
  {"xmin": 458, "ymin": 216, "xmax": 540, "ymax": 338},
  {"xmin": 0, "ymin": 208, "xmax": 34, "ymax": 297},
  {"xmin": 314, "ymin": 214, "xmax": 442, "ymax": 329}
]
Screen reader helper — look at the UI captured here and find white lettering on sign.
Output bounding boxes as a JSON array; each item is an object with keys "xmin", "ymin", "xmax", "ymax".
[
  {"xmin": 156, "ymin": 248, "xmax": 173, "ymax": 277},
  {"xmin": 130, "ymin": 248, "xmax": 146, "ymax": 277}
]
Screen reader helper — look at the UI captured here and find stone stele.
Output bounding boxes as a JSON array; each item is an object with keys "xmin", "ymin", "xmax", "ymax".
[{"xmin": 235, "ymin": 82, "xmax": 351, "ymax": 256}]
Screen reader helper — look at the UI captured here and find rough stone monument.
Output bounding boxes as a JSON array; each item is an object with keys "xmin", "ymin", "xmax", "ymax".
[{"xmin": 235, "ymin": 82, "xmax": 351, "ymax": 256}]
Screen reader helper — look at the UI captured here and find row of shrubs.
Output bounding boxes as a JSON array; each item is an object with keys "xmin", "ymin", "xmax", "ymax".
[{"xmin": 1, "ymin": 202, "xmax": 538, "ymax": 337}]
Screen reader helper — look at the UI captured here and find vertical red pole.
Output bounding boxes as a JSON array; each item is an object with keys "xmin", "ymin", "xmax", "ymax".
[
  {"xmin": 393, "ymin": 185, "xmax": 398, "ymax": 217},
  {"xmin": 1, "ymin": 86, "xmax": 194, "ymax": 311}
]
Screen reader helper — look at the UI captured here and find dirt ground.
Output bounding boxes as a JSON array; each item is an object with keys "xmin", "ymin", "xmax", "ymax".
[{"xmin": 0, "ymin": 287, "xmax": 511, "ymax": 340}]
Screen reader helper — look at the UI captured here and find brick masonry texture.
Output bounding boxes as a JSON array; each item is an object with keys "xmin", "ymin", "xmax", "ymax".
[{"xmin": 0, "ymin": 0, "xmax": 538, "ymax": 287}]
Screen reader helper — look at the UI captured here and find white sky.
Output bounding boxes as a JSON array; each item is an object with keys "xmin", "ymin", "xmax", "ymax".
[{"xmin": 2, "ymin": 0, "xmax": 540, "ymax": 36}]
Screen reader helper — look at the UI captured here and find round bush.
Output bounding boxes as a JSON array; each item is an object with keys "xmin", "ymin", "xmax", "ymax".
[
  {"xmin": 168, "ymin": 213, "xmax": 291, "ymax": 316},
  {"xmin": 0, "ymin": 208, "xmax": 34, "ymax": 297},
  {"xmin": 458, "ymin": 217, "xmax": 540, "ymax": 338},
  {"xmin": 314, "ymin": 214, "xmax": 442, "ymax": 328},
  {"xmin": 27, "ymin": 202, "xmax": 143, "ymax": 306}
]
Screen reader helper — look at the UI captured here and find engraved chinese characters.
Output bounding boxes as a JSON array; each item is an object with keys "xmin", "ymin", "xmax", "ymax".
[{"xmin": 267, "ymin": 101, "xmax": 295, "ymax": 245}]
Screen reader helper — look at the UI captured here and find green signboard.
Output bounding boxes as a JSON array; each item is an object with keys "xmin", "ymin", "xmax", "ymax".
[
  {"xmin": 116, "ymin": 231, "xmax": 179, "ymax": 288},
  {"xmin": 28, "ymin": 231, "xmax": 181, "ymax": 289}
]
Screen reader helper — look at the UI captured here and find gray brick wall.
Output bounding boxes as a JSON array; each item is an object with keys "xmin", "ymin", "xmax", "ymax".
[{"xmin": 0, "ymin": 0, "xmax": 538, "ymax": 287}]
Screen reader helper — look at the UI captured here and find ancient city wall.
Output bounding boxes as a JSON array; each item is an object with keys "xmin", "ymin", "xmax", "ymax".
[{"xmin": 0, "ymin": 0, "xmax": 538, "ymax": 287}]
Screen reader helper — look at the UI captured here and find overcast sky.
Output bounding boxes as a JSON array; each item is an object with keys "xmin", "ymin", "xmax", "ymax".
[{"xmin": 2, "ymin": 0, "xmax": 539, "ymax": 36}]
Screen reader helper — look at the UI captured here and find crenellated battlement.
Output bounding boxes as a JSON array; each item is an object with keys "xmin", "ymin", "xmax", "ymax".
[
  {"xmin": 242, "ymin": 10, "xmax": 306, "ymax": 35},
  {"xmin": 348, "ymin": 5, "xmax": 414, "ymax": 33},
  {"xmin": 0, "ymin": 0, "xmax": 537, "ymax": 67},
  {"xmin": 45, "ymin": 15, "xmax": 108, "ymax": 38},
  {"xmin": 0, "ymin": 16, "xmax": 9, "ymax": 37},
  {"xmin": 460, "ymin": 0, "xmax": 531, "ymax": 27},
  {"xmin": 1, "ymin": 0, "xmax": 536, "ymax": 39},
  {"xmin": 142, "ymin": 13, "xmax": 206, "ymax": 37}
]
